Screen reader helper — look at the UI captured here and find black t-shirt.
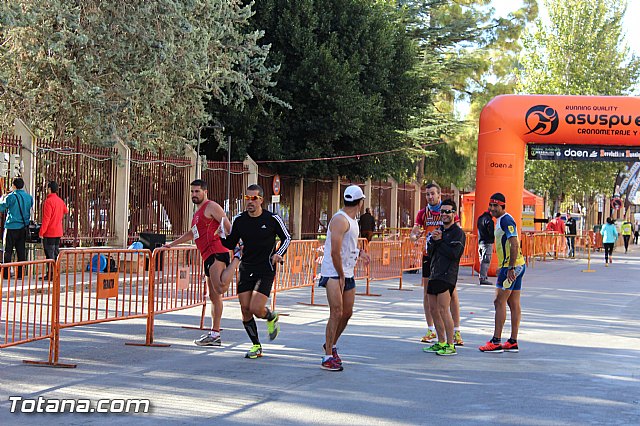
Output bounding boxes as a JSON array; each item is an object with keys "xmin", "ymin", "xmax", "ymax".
[
  {"xmin": 477, "ymin": 212, "xmax": 495, "ymax": 244},
  {"xmin": 565, "ymin": 218, "xmax": 577, "ymax": 235},
  {"xmin": 221, "ymin": 210, "xmax": 291, "ymax": 274},
  {"xmin": 359, "ymin": 213, "xmax": 375, "ymax": 232}
]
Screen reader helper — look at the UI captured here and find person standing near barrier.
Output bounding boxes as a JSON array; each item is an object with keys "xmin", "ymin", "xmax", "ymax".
[
  {"xmin": 39, "ymin": 181, "xmax": 68, "ymax": 277},
  {"xmin": 219, "ymin": 184, "xmax": 291, "ymax": 359},
  {"xmin": 410, "ymin": 182, "xmax": 464, "ymax": 346},
  {"xmin": 479, "ymin": 193, "xmax": 526, "ymax": 353},
  {"xmin": 565, "ymin": 212, "xmax": 577, "ymax": 258},
  {"xmin": 600, "ymin": 218, "xmax": 618, "ymax": 265},
  {"xmin": 319, "ymin": 185, "xmax": 370, "ymax": 371},
  {"xmin": 550, "ymin": 213, "xmax": 565, "ymax": 257},
  {"xmin": 358, "ymin": 207, "xmax": 375, "ymax": 242},
  {"xmin": 477, "ymin": 209, "xmax": 494, "ymax": 285},
  {"xmin": 422, "ymin": 199, "xmax": 465, "ymax": 356},
  {"xmin": 0, "ymin": 177, "xmax": 33, "ymax": 279},
  {"xmin": 621, "ymin": 219, "xmax": 632, "ymax": 253},
  {"xmin": 165, "ymin": 179, "xmax": 234, "ymax": 347}
]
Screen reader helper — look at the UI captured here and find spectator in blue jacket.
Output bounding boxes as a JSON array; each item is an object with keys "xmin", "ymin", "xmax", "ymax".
[
  {"xmin": 600, "ymin": 217, "xmax": 618, "ymax": 266},
  {"xmin": 0, "ymin": 177, "xmax": 34, "ymax": 278}
]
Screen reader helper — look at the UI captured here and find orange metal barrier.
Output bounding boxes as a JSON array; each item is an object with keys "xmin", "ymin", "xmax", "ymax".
[
  {"xmin": 55, "ymin": 248, "xmax": 153, "ymax": 361},
  {"xmin": 522, "ymin": 232, "xmax": 580, "ymax": 267},
  {"xmin": 401, "ymin": 237, "xmax": 424, "ymax": 274},
  {"xmin": 594, "ymin": 231, "xmax": 603, "ymax": 250},
  {"xmin": 521, "ymin": 233, "xmax": 533, "ymax": 264},
  {"xmin": 304, "ymin": 239, "xmax": 373, "ymax": 303},
  {"xmin": 368, "ymin": 240, "xmax": 403, "ymax": 288},
  {"xmin": 180, "ymin": 248, "xmax": 240, "ymax": 333},
  {"xmin": 354, "ymin": 238, "xmax": 378, "ymax": 295},
  {"xmin": 460, "ymin": 233, "xmax": 477, "ymax": 274},
  {"xmin": 300, "ymin": 243, "xmax": 327, "ymax": 306},
  {"xmin": 0, "ymin": 260, "xmax": 65, "ymax": 366},
  {"xmin": 145, "ymin": 246, "xmax": 209, "ymax": 343},
  {"xmin": 273, "ymin": 240, "xmax": 321, "ymax": 310}
]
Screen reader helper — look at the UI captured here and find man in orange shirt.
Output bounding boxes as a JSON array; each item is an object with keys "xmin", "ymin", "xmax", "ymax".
[{"xmin": 39, "ymin": 181, "xmax": 69, "ymax": 267}]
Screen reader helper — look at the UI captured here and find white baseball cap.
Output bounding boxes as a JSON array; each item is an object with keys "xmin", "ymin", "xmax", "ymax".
[{"xmin": 343, "ymin": 185, "xmax": 365, "ymax": 202}]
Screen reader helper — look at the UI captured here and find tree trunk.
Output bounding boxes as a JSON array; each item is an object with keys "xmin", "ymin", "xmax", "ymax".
[{"xmin": 416, "ymin": 156, "xmax": 425, "ymax": 185}]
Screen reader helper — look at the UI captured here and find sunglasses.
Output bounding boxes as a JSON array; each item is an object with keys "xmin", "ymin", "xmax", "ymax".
[
  {"xmin": 440, "ymin": 209, "xmax": 456, "ymax": 214},
  {"xmin": 244, "ymin": 195, "xmax": 263, "ymax": 201}
]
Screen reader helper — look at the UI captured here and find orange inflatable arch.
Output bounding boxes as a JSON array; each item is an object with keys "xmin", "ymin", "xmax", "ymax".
[{"xmin": 474, "ymin": 95, "xmax": 640, "ymax": 235}]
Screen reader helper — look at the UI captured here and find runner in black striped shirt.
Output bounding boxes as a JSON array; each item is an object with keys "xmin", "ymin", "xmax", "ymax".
[{"xmin": 220, "ymin": 184, "xmax": 291, "ymax": 359}]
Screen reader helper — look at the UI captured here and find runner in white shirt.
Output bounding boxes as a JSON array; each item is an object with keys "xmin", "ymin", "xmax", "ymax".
[{"xmin": 318, "ymin": 185, "xmax": 370, "ymax": 371}]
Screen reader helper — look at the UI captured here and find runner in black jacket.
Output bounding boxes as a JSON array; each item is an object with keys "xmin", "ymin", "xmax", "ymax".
[
  {"xmin": 220, "ymin": 184, "xmax": 291, "ymax": 359},
  {"xmin": 477, "ymin": 210, "xmax": 495, "ymax": 285},
  {"xmin": 423, "ymin": 199, "xmax": 466, "ymax": 356}
]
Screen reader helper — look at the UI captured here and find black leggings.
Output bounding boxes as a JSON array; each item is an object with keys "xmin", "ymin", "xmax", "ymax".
[
  {"xmin": 603, "ymin": 243, "xmax": 614, "ymax": 262},
  {"xmin": 623, "ymin": 235, "xmax": 630, "ymax": 251}
]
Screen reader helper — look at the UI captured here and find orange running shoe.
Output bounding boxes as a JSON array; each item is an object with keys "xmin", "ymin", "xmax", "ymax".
[
  {"xmin": 479, "ymin": 340, "xmax": 504, "ymax": 353},
  {"xmin": 501, "ymin": 340, "xmax": 519, "ymax": 352}
]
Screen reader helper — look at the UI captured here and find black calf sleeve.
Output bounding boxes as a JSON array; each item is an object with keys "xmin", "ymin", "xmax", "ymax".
[{"xmin": 243, "ymin": 318, "xmax": 260, "ymax": 345}]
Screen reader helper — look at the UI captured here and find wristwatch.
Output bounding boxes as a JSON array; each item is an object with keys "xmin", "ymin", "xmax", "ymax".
[{"xmin": 508, "ymin": 266, "xmax": 515, "ymax": 270}]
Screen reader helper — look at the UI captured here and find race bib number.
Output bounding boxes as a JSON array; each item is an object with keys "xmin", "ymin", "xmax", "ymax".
[
  {"xmin": 345, "ymin": 250, "xmax": 359, "ymax": 269},
  {"xmin": 192, "ymin": 224, "xmax": 200, "ymax": 240}
]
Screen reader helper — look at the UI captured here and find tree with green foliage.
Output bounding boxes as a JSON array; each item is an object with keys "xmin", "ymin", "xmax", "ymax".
[
  {"xmin": 446, "ymin": 0, "xmax": 538, "ymax": 188},
  {"xmin": 518, "ymin": 0, "xmax": 640, "ymax": 213},
  {"xmin": 402, "ymin": 0, "xmax": 538, "ymax": 188},
  {"xmin": 206, "ymin": 0, "xmax": 423, "ymax": 180},
  {"xmin": 0, "ymin": 0, "xmax": 280, "ymax": 152}
]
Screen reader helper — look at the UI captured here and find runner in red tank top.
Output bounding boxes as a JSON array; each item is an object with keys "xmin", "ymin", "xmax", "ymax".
[
  {"xmin": 410, "ymin": 182, "xmax": 464, "ymax": 347},
  {"xmin": 191, "ymin": 200, "xmax": 228, "ymax": 260},
  {"xmin": 165, "ymin": 179, "xmax": 240, "ymax": 347}
]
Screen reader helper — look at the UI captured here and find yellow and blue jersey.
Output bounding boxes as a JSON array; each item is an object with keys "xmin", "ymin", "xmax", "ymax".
[{"xmin": 495, "ymin": 213, "xmax": 525, "ymax": 268}]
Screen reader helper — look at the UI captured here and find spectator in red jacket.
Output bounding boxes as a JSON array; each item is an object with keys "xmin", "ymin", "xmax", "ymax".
[{"xmin": 39, "ymin": 181, "xmax": 68, "ymax": 265}]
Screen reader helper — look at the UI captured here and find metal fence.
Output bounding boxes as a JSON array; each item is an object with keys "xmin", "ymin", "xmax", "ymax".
[
  {"xmin": 202, "ymin": 161, "xmax": 248, "ymax": 218},
  {"xmin": 371, "ymin": 180, "xmax": 392, "ymax": 231},
  {"xmin": 128, "ymin": 151, "xmax": 192, "ymax": 243},
  {"xmin": 1, "ymin": 132, "xmax": 444, "ymax": 246},
  {"xmin": 302, "ymin": 179, "xmax": 334, "ymax": 238},
  {"xmin": 35, "ymin": 137, "xmax": 115, "ymax": 246},
  {"xmin": 398, "ymin": 182, "xmax": 416, "ymax": 228},
  {"xmin": 0, "ymin": 134, "xmax": 21, "ymax": 194},
  {"xmin": 258, "ymin": 168, "xmax": 295, "ymax": 231}
]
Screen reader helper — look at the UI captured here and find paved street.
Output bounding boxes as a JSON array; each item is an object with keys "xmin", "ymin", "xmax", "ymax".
[{"xmin": 1, "ymin": 248, "xmax": 639, "ymax": 425}]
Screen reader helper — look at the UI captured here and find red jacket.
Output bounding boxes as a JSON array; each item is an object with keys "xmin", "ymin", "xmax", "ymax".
[{"xmin": 40, "ymin": 193, "xmax": 69, "ymax": 238}]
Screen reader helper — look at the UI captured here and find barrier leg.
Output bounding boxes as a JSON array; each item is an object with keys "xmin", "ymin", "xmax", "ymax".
[
  {"xmin": 582, "ymin": 238, "xmax": 596, "ymax": 273},
  {"xmin": 126, "ymin": 257, "xmax": 170, "ymax": 347},
  {"xmin": 388, "ymin": 274, "xmax": 412, "ymax": 291},
  {"xmin": 22, "ymin": 337, "xmax": 77, "ymax": 368},
  {"xmin": 269, "ymin": 283, "xmax": 290, "ymax": 316},
  {"xmin": 356, "ymin": 277, "xmax": 381, "ymax": 297},
  {"xmin": 181, "ymin": 302, "xmax": 209, "ymax": 331},
  {"xmin": 22, "ymin": 266, "xmax": 76, "ymax": 368},
  {"xmin": 297, "ymin": 282, "xmax": 328, "ymax": 307}
]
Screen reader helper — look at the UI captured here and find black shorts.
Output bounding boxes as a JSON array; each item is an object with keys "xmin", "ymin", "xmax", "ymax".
[
  {"xmin": 426, "ymin": 279, "xmax": 455, "ymax": 296},
  {"xmin": 203, "ymin": 252, "xmax": 230, "ymax": 277},
  {"xmin": 238, "ymin": 270, "xmax": 275, "ymax": 297},
  {"xmin": 318, "ymin": 276, "xmax": 356, "ymax": 291},
  {"xmin": 422, "ymin": 255, "xmax": 431, "ymax": 278}
]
